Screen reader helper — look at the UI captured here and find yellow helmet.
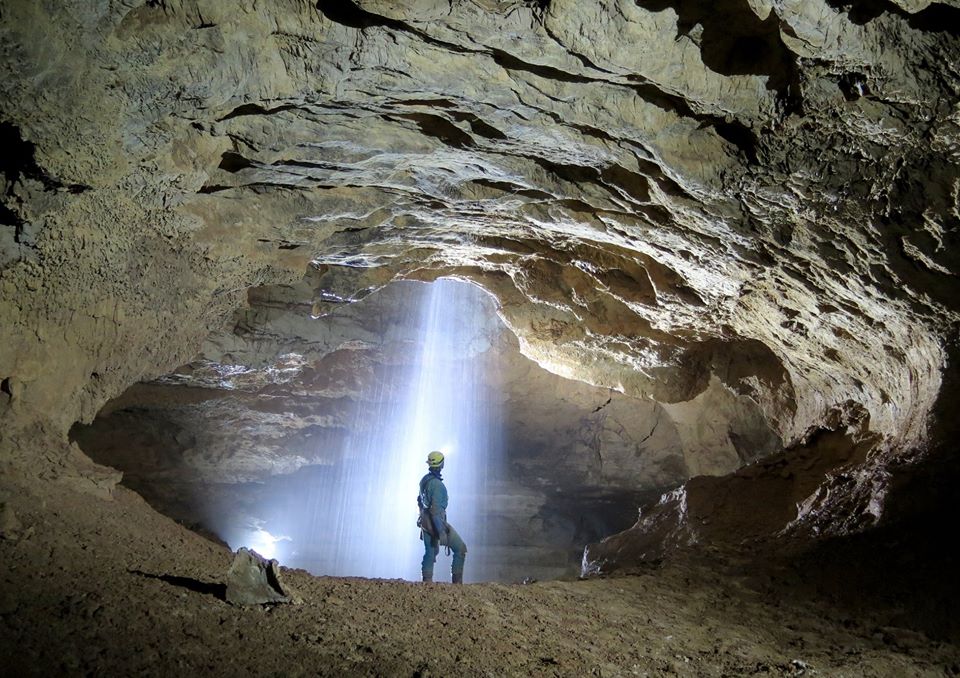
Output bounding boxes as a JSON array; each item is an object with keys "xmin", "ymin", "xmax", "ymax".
[{"xmin": 426, "ymin": 451, "xmax": 445, "ymax": 469}]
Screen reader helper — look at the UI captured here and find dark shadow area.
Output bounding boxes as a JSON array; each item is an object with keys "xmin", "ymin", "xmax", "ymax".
[
  {"xmin": 129, "ymin": 569, "xmax": 226, "ymax": 600},
  {"xmin": 313, "ymin": 0, "xmax": 466, "ymax": 53},
  {"xmin": 1, "ymin": 122, "xmax": 42, "ymax": 263},
  {"xmin": 541, "ymin": 487, "xmax": 662, "ymax": 565},
  {"xmin": 1, "ymin": 121, "xmax": 91, "ymax": 268},
  {"xmin": 868, "ymin": 151, "xmax": 960, "ymax": 314},
  {"xmin": 217, "ymin": 102, "xmax": 299, "ymax": 121},
  {"xmin": 908, "ymin": 3, "xmax": 960, "ymax": 33},
  {"xmin": 2, "ymin": 121, "xmax": 51, "ymax": 192},
  {"xmin": 315, "ymin": 0, "xmax": 401, "ymax": 30},
  {"xmin": 710, "ymin": 120, "xmax": 760, "ymax": 164},
  {"xmin": 392, "ymin": 112, "xmax": 476, "ymax": 149},
  {"xmin": 785, "ymin": 446, "xmax": 960, "ymax": 642},
  {"xmin": 489, "ymin": 48, "xmax": 594, "ymax": 83},
  {"xmin": 633, "ymin": 0, "xmax": 802, "ymax": 106},
  {"xmin": 781, "ymin": 344, "xmax": 960, "ymax": 643},
  {"xmin": 218, "ymin": 151, "xmax": 254, "ymax": 173},
  {"xmin": 69, "ymin": 405, "xmax": 237, "ymax": 551},
  {"xmin": 448, "ymin": 110, "xmax": 509, "ymax": 141},
  {"xmin": 0, "ymin": 121, "xmax": 91, "ymax": 194}
]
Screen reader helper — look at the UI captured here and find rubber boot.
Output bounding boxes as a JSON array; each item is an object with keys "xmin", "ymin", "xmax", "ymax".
[
  {"xmin": 422, "ymin": 571, "xmax": 432, "ymax": 583},
  {"xmin": 452, "ymin": 571, "xmax": 463, "ymax": 585}
]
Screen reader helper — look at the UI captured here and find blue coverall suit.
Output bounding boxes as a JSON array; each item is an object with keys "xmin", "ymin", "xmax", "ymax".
[{"xmin": 419, "ymin": 469, "xmax": 467, "ymax": 582}]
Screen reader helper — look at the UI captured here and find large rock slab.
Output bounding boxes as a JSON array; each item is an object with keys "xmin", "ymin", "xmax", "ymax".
[{"xmin": 225, "ymin": 547, "xmax": 301, "ymax": 606}]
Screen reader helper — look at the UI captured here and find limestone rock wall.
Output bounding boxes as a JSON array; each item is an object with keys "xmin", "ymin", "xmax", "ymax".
[
  {"xmin": 582, "ymin": 427, "xmax": 879, "ymax": 573},
  {"xmin": 2, "ymin": 1, "xmax": 959, "ymax": 517},
  {"xmin": 70, "ymin": 278, "xmax": 785, "ymax": 578},
  {"xmin": 75, "ymin": 277, "xmax": 781, "ymax": 491}
]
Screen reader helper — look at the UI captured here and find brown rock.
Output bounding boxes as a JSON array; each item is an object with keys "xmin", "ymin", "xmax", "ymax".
[{"xmin": 225, "ymin": 547, "xmax": 301, "ymax": 606}]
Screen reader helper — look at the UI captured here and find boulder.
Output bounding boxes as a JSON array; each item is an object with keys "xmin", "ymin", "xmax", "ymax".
[{"xmin": 225, "ymin": 547, "xmax": 301, "ymax": 606}]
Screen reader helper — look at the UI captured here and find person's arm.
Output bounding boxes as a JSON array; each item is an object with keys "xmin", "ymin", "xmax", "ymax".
[
  {"xmin": 426, "ymin": 479, "xmax": 448, "ymax": 537},
  {"xmin": 428, "ymin": 510, "xmax": 447, "ymax": 539}
]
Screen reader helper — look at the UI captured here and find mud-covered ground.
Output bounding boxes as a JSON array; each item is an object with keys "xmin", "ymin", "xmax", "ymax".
[{"xmin": 1, "ymin": 473, "xmax": 958, "ymax": 678}]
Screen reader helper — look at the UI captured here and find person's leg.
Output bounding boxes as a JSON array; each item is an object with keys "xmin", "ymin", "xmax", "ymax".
[
  {"xmin": 421, "ymin": 532, "xmax": 438, "ymax": 582},
  {"xmin": 446, "ymin": 525, "xmax": 467, "ymax": 584}
]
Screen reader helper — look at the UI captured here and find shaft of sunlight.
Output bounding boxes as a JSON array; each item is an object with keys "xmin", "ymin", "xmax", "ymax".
[{"xmin": 224, "ymin": 279, "xmax": 504, "ymax": 582}]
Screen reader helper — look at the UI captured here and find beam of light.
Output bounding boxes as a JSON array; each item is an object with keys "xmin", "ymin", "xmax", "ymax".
[{"xmin": 240, "ymin": 279, "xmax": 505, "ymax": 582}]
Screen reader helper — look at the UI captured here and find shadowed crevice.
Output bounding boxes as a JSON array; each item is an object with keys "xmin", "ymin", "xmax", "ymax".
[
  {"xmin": 907, "ymin": 3, "xmax": 960, "ymax": 33},
  {"xmin": 490, "ymin": 48, "xmax": 595, "ymax": 84},
  {"xmin": 1, "ymin": 122, "xmax": 90, "ymax": 268},
  {"xmin": 270, "ymin": 159, "xmax": 345, "ymax": 172},
  {"xmin": 314, "ymin": 0, "xmax": 476, "ymax": 54},
  {"xmin": 392, "ymin": 112, "xmax": 476, "ymax": 149},
  {"xmin": 218, "ymin": 151, "xmax": 254, "ymax": 173},
  {"xmin": 197, "ymin": 182, "xmax": 317, "ymax": 194},
  {"xmin": 218, "ymin": 103, "xmax": 301, "ymax": 121},
  {"xmin": 711, "ymin": 120, "xmax": 760, "ymax": 164},
  {"xmin": 315, "ymin": 0, "xmax": 402, "ymax": 30},
  {"xmin": 448, "ymin": 111, "xmax": 509, "ymax": 141},
  {"xmin": 470, "ymin": 178, "xmax": 554, "ymax": 200},
  {"xmin": 0, "ymin": 121, "xmax": 91, "ymax": 194},
  {"xmin": 633, "ymin": 0, "xmax": 803, "ymax": 105},
  {"xmin": 257, "ymin": 238, "xmax": 303, "ymax": 250}
]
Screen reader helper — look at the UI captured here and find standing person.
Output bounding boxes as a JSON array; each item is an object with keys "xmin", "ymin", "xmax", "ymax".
[{"xmin": 418, "ymin": 450, "xmax": 467, "ymax": 584}]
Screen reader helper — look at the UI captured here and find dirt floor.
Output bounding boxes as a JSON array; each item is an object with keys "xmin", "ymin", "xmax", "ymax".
[{"xmin": 1, "ymin": 471, "xmax": 958, "ymax": 677}]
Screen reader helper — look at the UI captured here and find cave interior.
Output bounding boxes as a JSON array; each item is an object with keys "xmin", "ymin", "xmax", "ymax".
[{"xmin": 2, "ymin": 0, "xmax": 960, "ymax": 675}]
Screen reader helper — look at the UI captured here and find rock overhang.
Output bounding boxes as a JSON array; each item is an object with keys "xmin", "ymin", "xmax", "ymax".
[
  {"xmin": 69, "ymin": 275, "xmax": 791, "ymax": 580},
  {"xmin": 0, "ymin": 0, "xmax": 958, "ymax": 469}
]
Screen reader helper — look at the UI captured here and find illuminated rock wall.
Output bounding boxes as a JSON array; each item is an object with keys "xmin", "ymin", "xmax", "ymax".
[{"xmin": 2, "ymin": 2, "xmax": 959, "ymax": 556}]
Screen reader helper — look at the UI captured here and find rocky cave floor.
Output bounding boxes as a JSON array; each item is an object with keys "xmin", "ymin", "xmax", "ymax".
[{"xmin": 2, "ymin": 466, "xmax": 959, "ymax": 678}]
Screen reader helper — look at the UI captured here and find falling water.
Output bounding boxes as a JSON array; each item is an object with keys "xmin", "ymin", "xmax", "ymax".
[{"xmin": 219, "ymin": 278, "xmax": 504, "ymax": 582}]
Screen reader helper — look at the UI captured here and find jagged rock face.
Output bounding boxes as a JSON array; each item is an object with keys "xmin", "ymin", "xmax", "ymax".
[
  {"xmin": 76, "ymin": 277, "xmax": 779, "ymax": 484},
  {"xmin": 2, "ymin": 1, "xmax": 960, "ymax": 553},
  {"xmin": 582, "ymin": 427, "xmax": 880, "ymax": 573},
  {"xmin": 72, "ymin": 278, "xmax": 782, "ymax": 578}
]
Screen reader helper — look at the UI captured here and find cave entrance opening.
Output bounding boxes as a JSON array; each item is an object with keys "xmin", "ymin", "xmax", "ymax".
[
  {"xmin": 71, "ymin": 276, "xmax": 648, "ymax": 583},
  {"xmin": 227, "ymin": 276, "xmax": 507, "ymax": 583}
]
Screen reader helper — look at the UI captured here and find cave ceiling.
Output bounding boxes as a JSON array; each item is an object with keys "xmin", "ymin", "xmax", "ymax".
[{"xmin": 2, "ymin": 0, "xmax": 960, "ymax": 468}]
